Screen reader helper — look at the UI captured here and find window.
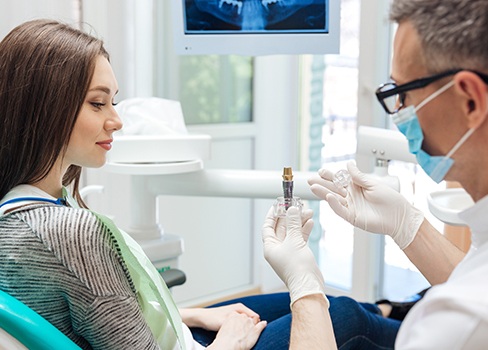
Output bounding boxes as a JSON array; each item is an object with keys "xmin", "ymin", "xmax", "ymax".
[
  {"xmin": 302, "ymin": 0, "xmax": 360, "ymax": 292},
  {"xmin": 156, "ymin": 2, "xmax": 253, "ymax": 126},
  {"xmin": 177, "ymin": 56, "xmax": 253, "ymax": 124}
]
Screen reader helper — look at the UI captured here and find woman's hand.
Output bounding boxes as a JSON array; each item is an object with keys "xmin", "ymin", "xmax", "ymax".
[
  {"xmin": 180, "ymin": 303, "xmax": 261, "ymax": 331},
  {"xmin": 207, "ymin": 312, "xmax": 267, "ymax": 350}
]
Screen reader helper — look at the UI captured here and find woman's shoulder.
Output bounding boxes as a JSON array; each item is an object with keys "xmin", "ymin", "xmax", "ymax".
[
  {"xmin": 14, "ymin": 204, "xmax": 103, "ymax": 231},
  {"xmin": 9, "ymin": 204, "xmax": 135, "ymax": 294},
  {"xmin": 5, "ymin": 204, "xmax": 114, "ymax": 254}
]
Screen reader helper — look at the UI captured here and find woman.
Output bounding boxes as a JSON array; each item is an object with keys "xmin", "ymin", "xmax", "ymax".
[
  {"xmin": 0, "ymin": 19, "xmax": 268, "ymax": 350},
  {"xmin": 0, "ymin": 19, "xmax": 412, "ymax": 350}
]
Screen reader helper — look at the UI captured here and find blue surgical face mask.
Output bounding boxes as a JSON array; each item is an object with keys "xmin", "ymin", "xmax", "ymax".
[{"xmin": 392, "ymin": 80, "xmax": 475, "ymax": 183}]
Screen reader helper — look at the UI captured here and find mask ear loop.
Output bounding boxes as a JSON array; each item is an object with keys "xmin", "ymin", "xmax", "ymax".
[
  {"xmin": 415, "ymin": 80, "xmax": 455, "ymax": 112},
  {"xmin": 414, "ymin": 79, "xmax": 465, "ymax": 182},
  {"xmin": 445, "ymin": 127, "xmax": 476, "ymax": 159},
  {"xmin": 427, "ymin": 78, "xmax": 476, "ymax": 159},
  {"xmin": 430, "ymin": 127, "xmax": 476, "ymax": 182}
]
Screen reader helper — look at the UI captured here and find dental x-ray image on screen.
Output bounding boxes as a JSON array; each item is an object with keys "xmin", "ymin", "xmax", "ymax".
[
  {"xmin": 172, "ymin": 0, "xmax": 340, "ymax": 55},
  {"xmin": 186, "ymin": 0, "xmax": 327, "ymax": 33}
]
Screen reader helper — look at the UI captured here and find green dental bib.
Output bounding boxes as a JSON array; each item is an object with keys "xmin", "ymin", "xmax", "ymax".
[
  {"xmin": 61, "ymin": 189, "xmax": 185, "ymax": 350},
  {"xmin": 92, "ymin": 212, "xmax": 186, "ymax": 350}
]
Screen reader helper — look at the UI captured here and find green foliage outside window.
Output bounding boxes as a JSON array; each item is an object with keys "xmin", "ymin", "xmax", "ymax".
[{"xmin": 179, "ymin": 56, "xmax": 253, "ymax": 124}]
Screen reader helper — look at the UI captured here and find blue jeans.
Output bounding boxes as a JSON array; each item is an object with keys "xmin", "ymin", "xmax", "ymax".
[{"xmin": 190, "ymin": 293, "xmax": 401, "ymax": 349}]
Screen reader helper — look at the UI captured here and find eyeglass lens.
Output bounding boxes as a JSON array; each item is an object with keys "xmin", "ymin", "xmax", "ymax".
[{"xmin": 379, "ymin": 84, "xmax": 401, "ymax": 113}]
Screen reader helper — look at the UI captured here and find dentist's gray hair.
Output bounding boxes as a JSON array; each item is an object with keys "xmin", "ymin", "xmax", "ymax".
[{"xmin": 390, "ymin": 0, "xmax": 488, "ymax": 73}]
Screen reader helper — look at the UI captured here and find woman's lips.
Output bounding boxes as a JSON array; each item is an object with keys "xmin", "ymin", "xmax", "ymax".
[{"xmin": 96, "ymin": 140, "xmax": 112, "ymax": 150}]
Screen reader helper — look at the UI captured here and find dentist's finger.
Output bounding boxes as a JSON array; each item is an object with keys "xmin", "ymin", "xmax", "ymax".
[
  {"xmin": 318, "ymin": 167, "xmax": 336, "ymax": 180},
  {"xmin": 309, "ymin": 174, "xmax": 348, "ymax": 197},
  {"xmin": 302, "ymin": 218, "xmax": 314, "ymax": 241},
  {"xmin": 301, "ymin": 208, "xmax": 314, "ymax": 225},
  {"xmin": 262, "ymin": 207, "xmax": 279, "ymax": 242},
  {"xmin": 326, "ymin": 193, "xmax": 351, "ymax": 222},
  {"xmin": 310, "ymin": 183, "xmax": 348, "ymax": 203}
]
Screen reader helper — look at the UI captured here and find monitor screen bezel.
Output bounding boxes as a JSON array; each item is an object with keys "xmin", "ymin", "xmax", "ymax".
[{"xmin": 171, "ymin": 0, "xmax": 341, "ymax": 56}]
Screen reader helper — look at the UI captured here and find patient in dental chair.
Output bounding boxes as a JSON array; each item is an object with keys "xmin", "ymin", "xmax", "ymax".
[{"xmin": 0, "ymin": 19, "xmax": 418, "ymax": 350}]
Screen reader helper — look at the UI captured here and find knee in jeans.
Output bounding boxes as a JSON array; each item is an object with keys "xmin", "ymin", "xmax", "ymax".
[
  {"xmin": 334, "ymin": 296, "xmax": 363, "ymax": 312},
  {"xmin": 330, "ymin": 296, "xmax": 370, "ymax": 326}
]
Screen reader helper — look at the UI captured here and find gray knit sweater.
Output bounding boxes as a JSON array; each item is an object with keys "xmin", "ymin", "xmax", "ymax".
[{"xmin": 0, "ymin": 203, "xmax": 160, "ymax": 349}]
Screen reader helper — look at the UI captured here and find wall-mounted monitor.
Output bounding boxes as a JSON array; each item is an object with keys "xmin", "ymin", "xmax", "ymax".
[{"xmin": 172, "ymin": 0, "xmax": 341, "ymax": 56}]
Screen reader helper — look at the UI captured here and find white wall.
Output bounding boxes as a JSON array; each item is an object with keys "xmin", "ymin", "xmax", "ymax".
[
  {"xmin": 0, "ymin": 0, "xmax": 79, "ymax": 38},
  {"xmin": 81, "ymin": 0, "xmax": 155, "ymax": 100}
]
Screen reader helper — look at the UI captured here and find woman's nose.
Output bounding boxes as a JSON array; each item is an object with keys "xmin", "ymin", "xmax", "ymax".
[{"xmin": 107, "ymin": 109, "xmax": 123, "ymax": 131}]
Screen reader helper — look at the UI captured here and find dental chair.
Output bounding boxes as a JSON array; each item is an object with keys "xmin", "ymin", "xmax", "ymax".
[
  {"xmin": 0, "ymin": 289, "xmax": 80, "ymax": 350},
  {"xmin": 0, "ymin": 268, "xmax": 186, "ymax": 349}
]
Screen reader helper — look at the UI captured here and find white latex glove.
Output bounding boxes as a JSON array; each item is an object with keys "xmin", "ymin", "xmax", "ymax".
[
  {"xmin": 262, "ymin": 206, "xmax": 328, "ymax": 307},
  {"xmin": 308, "ymin": 161, "xmax": 424, "ymax": 250}
]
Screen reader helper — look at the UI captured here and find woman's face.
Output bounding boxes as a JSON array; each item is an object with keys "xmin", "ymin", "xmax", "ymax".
[{"xmin": 64, "ymin": 55, "xmax": 122, "ymax": 169}]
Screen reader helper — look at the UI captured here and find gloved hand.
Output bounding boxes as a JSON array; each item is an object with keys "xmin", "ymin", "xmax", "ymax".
[
  {"xmin": 262, "ymin": 206, "xmax": 328, "ymax": 307},
  {"xmin": 308, "ymin": 161, "xmax": 424, "ymax": 250}
]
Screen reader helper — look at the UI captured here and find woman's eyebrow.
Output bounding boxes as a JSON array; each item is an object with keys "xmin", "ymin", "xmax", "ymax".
[{"xmin": 88, "ymin": 85, "xmax": 119, "ymax": 95}]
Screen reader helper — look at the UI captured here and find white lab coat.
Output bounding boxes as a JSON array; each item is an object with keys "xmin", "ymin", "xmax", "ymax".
[{"xmin": 396, "ymin": 195, "xmax": 488, "ymax": 349}]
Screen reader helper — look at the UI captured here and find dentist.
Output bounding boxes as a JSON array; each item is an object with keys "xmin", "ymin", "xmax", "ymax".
[{"xmin": 265, "ymin": 0, "xmax": 488, "ymax": 348}]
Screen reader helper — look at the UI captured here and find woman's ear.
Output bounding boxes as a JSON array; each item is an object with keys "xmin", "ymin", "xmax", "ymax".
[{"xmin": 454, "ymin": 71, "xmax": 488, "ymax": 129}]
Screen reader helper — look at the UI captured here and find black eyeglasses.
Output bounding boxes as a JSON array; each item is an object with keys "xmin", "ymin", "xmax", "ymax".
[{"xmin": 375, "ymin": 69, "xmax": 488, "ymax": 114}]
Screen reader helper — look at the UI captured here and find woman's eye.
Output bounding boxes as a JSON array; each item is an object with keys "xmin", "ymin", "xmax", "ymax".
[{"xmin": 90, "ymin": 102, "xmax": 105, "ymax": 109}]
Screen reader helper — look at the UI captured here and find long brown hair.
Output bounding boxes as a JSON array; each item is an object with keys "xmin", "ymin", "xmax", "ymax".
[{"xmin": 0, "ymin": 19, "xmax": 109, "ymax": 206}]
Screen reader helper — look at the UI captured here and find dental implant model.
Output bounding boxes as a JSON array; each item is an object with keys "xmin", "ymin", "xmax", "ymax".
[
  {"xmin": 282, "ymin": 166, "xmax": 294, "ymax": 209},
  {"xmin": 274, "ymin": 166, "xmax": 303, "ymax": 217}
]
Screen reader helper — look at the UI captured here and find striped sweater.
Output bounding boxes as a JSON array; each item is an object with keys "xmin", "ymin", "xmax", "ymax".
[{"xmin": 0, "ymin": 203, "xmax": 160, "ymax": 349}]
